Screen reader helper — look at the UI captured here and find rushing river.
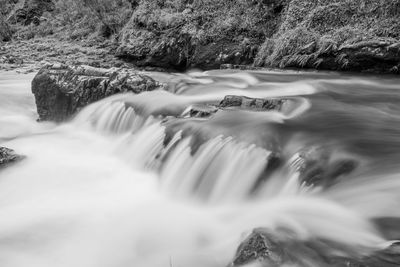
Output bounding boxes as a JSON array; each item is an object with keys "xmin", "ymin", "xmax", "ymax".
[{"xmin": 1, "ymin": 69, "xmax": 400, "ymax": 267}]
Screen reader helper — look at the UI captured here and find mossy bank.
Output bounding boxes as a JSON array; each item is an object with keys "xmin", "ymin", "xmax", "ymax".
[{"xmin": 1, "ymin": 0, "xmax": 400, "ymax": 73}]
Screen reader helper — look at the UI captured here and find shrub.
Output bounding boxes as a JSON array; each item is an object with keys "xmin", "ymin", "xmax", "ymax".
[
  {"xmin": 5, "ymin": 0, "xmax": 133, "ymax": 41},
  {"xmin": 82, "ymin": 0, "xmax": 133, "ymax": 37},
  {"xmin": 0, "ymin": 14, "xmax": 13, "ymax": 41}
]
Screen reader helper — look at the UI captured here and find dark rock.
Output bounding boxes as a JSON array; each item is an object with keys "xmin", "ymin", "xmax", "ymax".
[
  {"xmin": 116, "ymin": 2, "xmax": 263, "ymax": 72},
  {"xmin": 219, "ymin": 96, "xmax": 243, "ymax": 108},
  {"xmin": 219, "ymin": 95, "xmax": 285, "ymax": 111},
  {"xmin": 31, "ymin": 64, "xmax": 160, "ymax": 121},
  {"xmin": 0, "ymin": 147, "xmax": 24, "ymax": 168},
  {"xmin": 117, "ymin": 34, "xmax": 258, "ymax": 71},
  {"xmin": 232, "ymin": 229, "xmax": 285, "ymax": 266},
  {"xmin": 231, "ymin": 229, "xmax": 400, "ymax": 267},
  {"xmin": 335, "ymin": 40, "xmax": 400, "ymax": 73},
  {"xmin": 291, "ymin": 146, "xmax": 359, "ymax": 187}
]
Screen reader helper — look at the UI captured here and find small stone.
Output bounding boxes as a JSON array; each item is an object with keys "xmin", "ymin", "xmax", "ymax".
[{"xmin": 0, "ymin": 147, "xmax": 25, "ymax": 169}]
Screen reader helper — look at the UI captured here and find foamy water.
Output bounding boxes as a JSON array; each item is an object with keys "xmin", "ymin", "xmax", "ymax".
[{"xmin": 1, "ymin": 70, "xmax": 400, "ymax": 267}]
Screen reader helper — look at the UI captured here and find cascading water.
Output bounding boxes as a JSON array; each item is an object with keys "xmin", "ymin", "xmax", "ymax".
[{"xmin": 1, "ymin": 70, "xmax": 400, "ymax": 267}]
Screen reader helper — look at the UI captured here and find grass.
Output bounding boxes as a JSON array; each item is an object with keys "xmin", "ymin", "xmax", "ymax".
[
  {"xmin": 3, "ymin": 0, "xmax": 133, "ymax": 41},
  {"xmin": 255, "ymin": 0, "xmax": 400, "ymax": 70},
  {"xmin": 128, "ymin": 0, "xmax": 280, "ymax": 42},
  {"xmin": 2, "ymin": 0, "xmax": 399, "ymax": 72}
]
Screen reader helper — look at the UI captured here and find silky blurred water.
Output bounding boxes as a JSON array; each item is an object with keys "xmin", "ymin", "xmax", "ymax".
[{"xmin": 1, "ymin": 70, "xmax": 400, "ymax": 267}]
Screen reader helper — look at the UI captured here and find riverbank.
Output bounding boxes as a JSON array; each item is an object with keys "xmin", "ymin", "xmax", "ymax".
[{"xmin": 1, "ymin": 0, "xmax": 399, "ymax": 74}]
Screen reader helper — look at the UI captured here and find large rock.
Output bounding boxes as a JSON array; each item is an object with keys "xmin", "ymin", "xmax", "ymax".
[
  {"xmin": 0, "ymin": 147, "xmax": 24, "ymax": 168},
  {"xmin": 335, "ymin": 41, "xmax": 400, "ymax": 73},
  {"xmin": 116, "ymin": 29, "xmax": 258, "ymax": 71},
  {"xmin": 115, "ymin": 0, "xmax": 283, "ymax": 70},
  {"xmin": 31, "ymin": 64, "xmax": 160, "ymax": 121},
  {"xmin": 231, "ymin": 229, "xmax": 400, "ymax": 267}
]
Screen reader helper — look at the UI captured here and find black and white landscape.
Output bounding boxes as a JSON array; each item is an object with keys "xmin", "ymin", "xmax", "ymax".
[{"xmin": 1, "ymin": 1, "xmax": 400, "ymax": 267}]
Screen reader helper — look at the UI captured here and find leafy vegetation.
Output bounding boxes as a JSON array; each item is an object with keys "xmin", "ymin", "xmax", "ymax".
[
  {"xmin": 2, "ymin": 0, "xmax": 133, "ymax": 41},
  {"xmin": 1, "ymin": 0, "xmax": 399, "ymax": 72},
  {"xmin": 254, "ymin": 0, "xmax": 400, "ymax": 70}
]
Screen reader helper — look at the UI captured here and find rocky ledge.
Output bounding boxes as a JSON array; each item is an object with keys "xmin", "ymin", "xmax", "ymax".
[
  {"xmin": 0, "ymin": 147, "xmax": 24, "ymax": 169},
  {"xmin": 31, "ymin": 64, "xmax": 161, "ymax": 121}
]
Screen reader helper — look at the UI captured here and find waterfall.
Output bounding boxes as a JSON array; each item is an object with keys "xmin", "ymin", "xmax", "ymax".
[
  {"xmin": 73, "ymin": 99, "xmax": 299, "ymax": 203},
  {"xmin": 161, "ymin": 135, "xmax": 271, "ymax": 202}
]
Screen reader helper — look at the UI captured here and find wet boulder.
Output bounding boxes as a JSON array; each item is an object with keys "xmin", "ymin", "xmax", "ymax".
[
  {"xmin": 230, "ymin": 229, "xmax": 400, "ymax": 267},
  {"xmin": 175, "ymin": 96, "xmax": 286, "ymax": 119},
  {"xmin": 219, "ymin": 95, "xmax": 286, "ymax": 111},
  {"xmin": 0, "ymin": 147, "xmax": 24, "ymax": 168},
  {"xmin": 31, "ymin": 64, "xmax": 161, "ymax": 121},
  {"xmin": 231, "ymin": 229, "xmax": 285, "ymax": 266}
]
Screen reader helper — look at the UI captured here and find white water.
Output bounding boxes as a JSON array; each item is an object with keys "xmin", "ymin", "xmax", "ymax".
[{"xmin": 1, "ymin": 70, "xmax": 400, "ymax": 267}]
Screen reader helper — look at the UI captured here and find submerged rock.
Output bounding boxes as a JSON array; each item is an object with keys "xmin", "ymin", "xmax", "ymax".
[
  {"xmin": 0, "ymin": 147, "xmax": 24, "ymax": 168},
  {"xmin": 290, "ymin": 146, "xmax": 359, "ymax": 188},
  {"xmin": 181, "ymin": 105, "xmax": 219, "ymax": 118},
  {"xmin": 31, "ymin": 64, "xmax": 160, "ymax": 121}
]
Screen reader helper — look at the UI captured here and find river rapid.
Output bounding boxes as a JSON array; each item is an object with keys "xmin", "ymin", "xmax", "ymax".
[{"xmin": 1, "ymin": 69, "xmax": 400, "ymax": 267}]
